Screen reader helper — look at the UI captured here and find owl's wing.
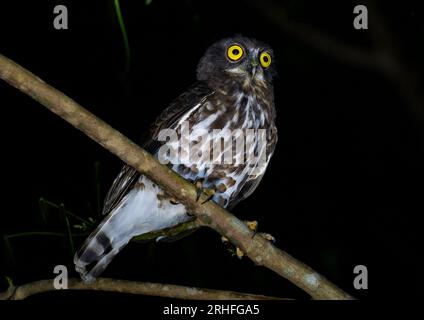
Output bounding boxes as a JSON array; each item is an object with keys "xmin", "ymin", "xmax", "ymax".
[
  {"xmin": 142, "ymin": 81, "xmax": 214, "ymax": 151},
  {"xmin": 102, "ymin": 81, "xmax": 214, "ymax": 216},
  {"xmin": 228, "ymin": 125, "xmax": 278, "ymax": 210},
  {"xmin": 101, "ymin": 165, "xmax": 139, "ymax": 215}
]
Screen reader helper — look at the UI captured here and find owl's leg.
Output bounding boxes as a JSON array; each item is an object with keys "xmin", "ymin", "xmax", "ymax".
[{"xmin": 162, "ymin": 176, "xmax": 212, "ymax": 206}]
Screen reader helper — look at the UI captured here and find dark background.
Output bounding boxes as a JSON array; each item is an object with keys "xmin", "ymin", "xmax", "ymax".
[{"xmin": 0, "ymin": 0, "xmax": 422, "ymax": 301}]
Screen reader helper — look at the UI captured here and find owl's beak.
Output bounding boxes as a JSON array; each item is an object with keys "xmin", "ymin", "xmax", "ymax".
[{"xmin": 249, "ymin": 59, "xmax": 259, "ymax": 77}]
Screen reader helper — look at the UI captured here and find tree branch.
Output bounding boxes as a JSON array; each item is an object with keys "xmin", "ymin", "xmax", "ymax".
[
  {"xmin": 0, "ymin": 53, "xmax": 354, "ymax": 300},
  {"xmin": 0, "ymin": 278, "xmax": 285, "ymax": 300}
]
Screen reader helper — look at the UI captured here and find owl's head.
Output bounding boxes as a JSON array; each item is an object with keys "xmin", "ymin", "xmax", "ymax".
[{"xmin": 197, "ymin": 36, "xmax": 276, "ymax": 88}]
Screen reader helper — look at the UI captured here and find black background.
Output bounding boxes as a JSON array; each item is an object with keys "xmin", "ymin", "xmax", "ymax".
[{"xmin": 0, "ymin": 0, "xmax": 422, "ymax": 302}]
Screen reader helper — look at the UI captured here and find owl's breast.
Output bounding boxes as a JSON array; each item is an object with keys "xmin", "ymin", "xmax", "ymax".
[{"xmin": 162, "ymin": 92, "xmax": 272, "ymax": 206}]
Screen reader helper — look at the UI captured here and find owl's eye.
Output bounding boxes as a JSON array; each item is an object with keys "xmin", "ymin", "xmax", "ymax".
[
  {"xmin": 259, "ymin": 51, "xmax": 272, "ymax": 68},
  {"xmin": 227, "ymin": 44, "xmax": 244, "ymax": 61}
]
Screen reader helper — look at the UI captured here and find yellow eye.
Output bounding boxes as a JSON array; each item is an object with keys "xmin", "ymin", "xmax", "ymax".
[
  {"xmin": 259, "ymin": 51, "xmax": 272, "ymax": 68},
  {"xmin": 227, "ymin": 44, "xmax": 244, "ymax": 61}
]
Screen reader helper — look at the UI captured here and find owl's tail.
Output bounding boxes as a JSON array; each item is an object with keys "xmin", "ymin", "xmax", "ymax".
[
  {"xmin": 73, "ymin": 193, "xmax": 142, "ymax": 283},
  {"xmin": 74, "ymin": 177, "xmax": 187, "ymax": 282},
  {"xmin": 74, "ymin": 177, "xmax": 186, "ymax": 283}
]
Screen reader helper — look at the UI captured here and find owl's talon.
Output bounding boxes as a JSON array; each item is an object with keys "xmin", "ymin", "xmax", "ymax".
[
  {"xmin": 222, "ymin": 238, "xmax": 245, "ymax": 259},
  {"xmin": 195, "ymin": 179, "xmax": 204, "ymax": 202},
  {"xmin": 194, "ymin": 179, "xmax": 216, "ymax": 204},
  {"xmin": 244, "ymin": 220, "xmax": 258, "ymax": 232},
  {"xmin": 170, "ymin": 198, "xmax": 179, "ymax": 205},
  {"xmin": 201, "ymin": 189, "xmax": 216, "ymax": 204},
  {"xmin": 236, "ymin": 247, "xmax": 244, "ymax": 259},
  {"xmin": 245, "ymin": 220, "xmax": 276, "ymax": 243}
]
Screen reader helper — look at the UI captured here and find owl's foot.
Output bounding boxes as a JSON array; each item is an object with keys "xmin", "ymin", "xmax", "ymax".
[
  {"xmin": 201, "ymin": 189, "xmax": 216, "ymax": 204},
  {"xmin": 245, "ymin": 220, "xmax": 258, "ymax": 232},
  {"xmin": 221, "ymin": 220, "xmax": 256, "ymax": 259},
  {"xmin": 221, "ymin": 220, "xmax": 258, "ymax": 242},
  {"xmin": 194, "ymin": 178, "xmax": 216, "ymax": 204},
  {"xmin": 246, "ymin": 220, "xmax": 276, "ymax": 243},
  {"xmin": 220, "ymin": 236, "xmax": 245, "ymax": 259},
  {"xmin": 221, "ymin": 220, "xmax": 275, "ymax": 258}
]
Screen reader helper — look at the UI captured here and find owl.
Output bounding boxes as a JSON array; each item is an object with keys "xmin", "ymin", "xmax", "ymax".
[{"xmin": 74, "ymin": 36, "xmax": 278, "ymax": 282}]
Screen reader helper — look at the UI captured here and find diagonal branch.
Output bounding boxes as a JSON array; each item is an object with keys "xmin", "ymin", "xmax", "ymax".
[
  {"xmin": 0, "ymin": 278, "xmax": 286, "ymax": 300},
  {"xmin": 0, "ymin": 53, "xmax": 354, "ymax": 300}
]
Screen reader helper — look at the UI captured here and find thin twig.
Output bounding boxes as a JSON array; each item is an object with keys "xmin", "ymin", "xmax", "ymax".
[
  {"xmin": 0, "ymin": 53, "xmax": 354, "ymax": 300},
  {"xmin": 0, "ymin": 278, "xmax": 286, "ymax": 300}
]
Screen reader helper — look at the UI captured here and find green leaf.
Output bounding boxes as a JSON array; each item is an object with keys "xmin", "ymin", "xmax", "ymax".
[
  {"xmin": 113, "ymin": 0, "xmax": 131, "ymax": 72},
  {"xmin": 5, "ymin": 276, "xmax": 14, "ymax": 287}
]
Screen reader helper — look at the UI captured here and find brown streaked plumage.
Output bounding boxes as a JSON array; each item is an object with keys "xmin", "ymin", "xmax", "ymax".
[{"xmin": 74, "ymin": 36, "xmax": 278, "ymax": 282}]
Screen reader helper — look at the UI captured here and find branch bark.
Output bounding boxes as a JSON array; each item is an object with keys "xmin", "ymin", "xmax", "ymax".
[
  {"xmin": 0, "ymin": 53, "xmax": 354, "ymax": 300},
  {"xmin": 0, "ymin": 278, "xmax": 285, "ymax": 300}
]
